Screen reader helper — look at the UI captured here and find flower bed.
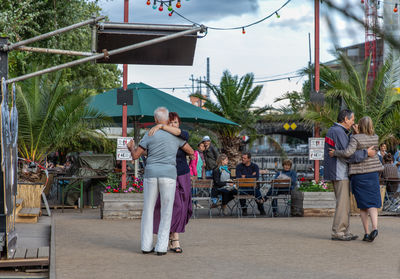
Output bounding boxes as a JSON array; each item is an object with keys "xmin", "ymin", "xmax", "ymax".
[
  {"xmin": 292, "ymin": 180, "xmax": 335, "ymax": 217},
  {"xmin": 101, "ymin": 173, "xmax": 144, "ymax": 219}
]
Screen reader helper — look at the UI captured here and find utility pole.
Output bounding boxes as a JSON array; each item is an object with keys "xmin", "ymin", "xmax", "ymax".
[
  {"xmin": 314, "ymin": 0, "xmax": 320, "ymax": 182},
  {"xmin": 189, "ymin": 74, "xmax": 195, "ymax": 94},
  {"xmin": 206, "ymin": 57, "xmax": 210, "ymax": 98},
  {"xmin": 121, "ymin": 0, "xmax": 129, "ymax": 189}
]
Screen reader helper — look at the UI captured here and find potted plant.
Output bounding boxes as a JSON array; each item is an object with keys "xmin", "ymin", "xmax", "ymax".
[
  {"xmin": 100, "ymin": 173, "xmax": 144, "ymax": 219},
  {"xmin": 291, "ymin": 179, "xmax": 335, "ymax": 217}
]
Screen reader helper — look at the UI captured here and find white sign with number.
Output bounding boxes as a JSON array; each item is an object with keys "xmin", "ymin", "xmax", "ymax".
[
  {"xmin": 117, "ymin": 137, "xmax": 133, "ymax": 148},
  {"xmin": 116, "ymin": 148, "xmax": 132, "ymax": 161},
  {"xmin": 309, "ymin": 137, "xmax": 325, "ymax": 160}
]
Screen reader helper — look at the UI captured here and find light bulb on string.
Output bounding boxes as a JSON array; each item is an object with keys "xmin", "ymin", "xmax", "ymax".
[
  {"xmin": 146, "ymin": 0, "xmax": 151, "ymax": 5},
  {"xmin": 361, "ymin": 0, "xmax": 364, "ymax": 4},
  {"xmin": 152, "ymin": 0, "xmax": 157, "ymax": 9},
  {"xmin": 242, "ymin": 27, "xmax": 246, "ymax": 34},
  {"xmin": 169, "ymin": 11, "xmax": 174, "ymax": 17},
  {"xmin": 394, "ymin": 4, "xmax": 398, "ymax": 13},
  {"xmin": 168, "ymin": 1, "xmax": 173, "ymax": 11},
  {"xmin": 275, "ymin": 12, "xmax": 280, "ymax": 18},
  {"xmin": 159, "ymin": 3, "xmax": 163, "ymax": 11},
  {"xmin": 176, "ymin": 0, "xmax": 181, "ymax": 8}
]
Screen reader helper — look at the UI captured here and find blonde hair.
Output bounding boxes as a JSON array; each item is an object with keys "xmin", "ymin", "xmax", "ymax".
[
  {"xmin": 358, "ymin": 116, "xmax": 374, "ymax": 136},
  {"xmin": 216, "ymin": 154, "xmax": 228, "ymax": 167}
]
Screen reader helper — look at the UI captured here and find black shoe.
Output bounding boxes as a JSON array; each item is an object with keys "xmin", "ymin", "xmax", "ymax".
[
  {"xmin": 156, "ymin": 251, "xmax": 167, "ymax": 256},
  {"xmin": 242, "ymin": 208, "xmax": 248, "ymax": 216},
  {"xmin": 273, "ymin": 212, "xmax": 279, "ymax": 218},
  {"xmin": 368, "ymin": 230, "xmax": 378, "ymax": 242},
  {"xmin": 142, "ymin": 248, "xmax": 154, "ymax": 254},
  {"xmin": 362, "ymin": 234, "xmax": 370, "ymax": 241}
]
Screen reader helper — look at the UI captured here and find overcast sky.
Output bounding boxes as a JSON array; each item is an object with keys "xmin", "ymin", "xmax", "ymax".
[{"xmin": 97, "ymin": 0, "xmax": 366, "ymax": 107}]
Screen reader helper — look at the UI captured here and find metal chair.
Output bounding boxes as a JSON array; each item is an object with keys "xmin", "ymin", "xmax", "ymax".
[
  {"xmin": 191, "ymin": 178, "xmax": 213, "ymax": 218},
  {"xmin": 267, "ymin": 179, "xmax": 291, "ymax": 217},
  {"xmin": 233, "ymin": 178, "xmax": 257, "ymax": 218}
]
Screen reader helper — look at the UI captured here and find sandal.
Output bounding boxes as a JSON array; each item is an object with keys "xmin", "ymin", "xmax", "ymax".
[{"xmin": 169, "ymin": 239, "xmax": 183, "ymax": 253}]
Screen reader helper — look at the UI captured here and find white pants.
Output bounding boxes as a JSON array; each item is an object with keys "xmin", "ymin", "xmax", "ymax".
[{"xmin": 141, "ymin": 177, "xmax": 176, "ymax": 252}]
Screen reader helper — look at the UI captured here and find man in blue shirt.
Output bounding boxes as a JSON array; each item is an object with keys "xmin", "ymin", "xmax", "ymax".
[{"xmin": 235, "ymin": 153, "xmax": 265, "ymax": 216}]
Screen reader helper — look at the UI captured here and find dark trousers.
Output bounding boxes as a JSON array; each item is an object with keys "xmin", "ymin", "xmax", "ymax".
[
  {"xmin": 239, "ymin": 188, "xmax": 263, "ymax": 207},
  {"xmin": 212, "ymin": 188, "xmax": 237, "ymax": 205}
]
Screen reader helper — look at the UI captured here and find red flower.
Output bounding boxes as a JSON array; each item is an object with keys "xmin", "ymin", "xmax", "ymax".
[{"xmin": 300, "ymin": 177, "xmax": 305, "ymax": 182}]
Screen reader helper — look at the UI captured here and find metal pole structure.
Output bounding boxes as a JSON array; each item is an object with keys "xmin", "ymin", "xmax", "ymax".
[
  {"xmin": 15, "ymin": 46, "xmax": 94, "ymax": 57},
  {"xmin": 0, "ymin": 37, "xmax": 7, "ymax": 258},
  {"xmin": 314, "ymin": 0, "xmax": 320, "ymax": 182},
  {"xmin": 2, "ymin": 16, "xmax": 105, "ymax": 52},
  {"xmin": 121, "ymin": 0, "xmax": 129, "ymax": 190},
  {"xmin": 6, "ymin": 26, "xmax": 203, "ymax": 84}
]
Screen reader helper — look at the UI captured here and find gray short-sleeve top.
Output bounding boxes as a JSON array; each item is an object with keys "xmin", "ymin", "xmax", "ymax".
[{"xmin": 139, "ymin": 130, "xmax": 186, "ymax": 179}]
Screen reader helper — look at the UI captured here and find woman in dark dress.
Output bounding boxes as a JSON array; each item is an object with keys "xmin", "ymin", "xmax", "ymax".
[
  {"xmin": 151, "ymin": 112, "xmax": 192, "ymax": 253},
  {"xmin": 329, "ymin": 116, "xmax": 384, "ymax": 242}
]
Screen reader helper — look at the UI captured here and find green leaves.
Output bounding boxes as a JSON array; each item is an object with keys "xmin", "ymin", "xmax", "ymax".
[{"xmin": 304, "ymin": 51, "xmax": 400, "ymax": 145}]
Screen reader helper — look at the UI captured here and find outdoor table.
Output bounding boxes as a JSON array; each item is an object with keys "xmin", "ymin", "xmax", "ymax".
[{"xmin": 55, "ymin": 175, "xmax": 107, "ymax": 213}]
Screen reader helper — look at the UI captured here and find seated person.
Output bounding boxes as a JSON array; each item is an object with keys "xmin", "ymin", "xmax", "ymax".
[
  {"xmin": 382, "ymin": 153, "xmax": 400, "ymax": 194},
  {"xmin": 212, "ymin": 154, "xmax": 237, "ymax": 216},
  {"xmin": 235, "ymin": 152, "xmax": 265, "ymax": 216},
  {"xmin": 265, "ymin": 159, "xmax": 297, "ymax": 217}
]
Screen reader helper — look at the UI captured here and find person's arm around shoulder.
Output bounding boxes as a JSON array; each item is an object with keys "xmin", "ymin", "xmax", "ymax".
[
  {"xmin": 148, "ymin": 124, "xmax": 181, "ymax": 137},
  {"xmin": 330, "ymin": 136, "xmax": 358, "ymax": 158}
]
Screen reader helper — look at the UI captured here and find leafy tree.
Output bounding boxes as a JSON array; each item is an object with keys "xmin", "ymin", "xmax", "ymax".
[
  {"xmin": 304, "ymin": 53, "xmax": 400, "ymax": 145},
  {"xmin": 17, "ymin": 71, "xmax": 113, "ymax": 163},
  {"xmin": 200, "ymin": 70, "xmax": 271, "ymax": 166},
  {"xmin": 0, "ymin": 0, "xmax": 121, "ymax": 90}
]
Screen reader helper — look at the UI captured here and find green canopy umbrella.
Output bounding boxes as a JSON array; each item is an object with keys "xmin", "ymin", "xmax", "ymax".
[{"xmin": 89, "ymin": 82, "xmax": 238, "ymax": 125}]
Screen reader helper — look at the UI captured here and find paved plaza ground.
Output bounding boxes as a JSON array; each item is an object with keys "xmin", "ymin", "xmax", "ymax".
[{"xmin": 53, "ymin": 209, "xmax": 400, "ymax": 279}]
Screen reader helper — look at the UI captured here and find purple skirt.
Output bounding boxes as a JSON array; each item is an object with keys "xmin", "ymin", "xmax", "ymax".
[{"xmin": 153, "ymin": 172, "xmax": 192, "ymax": 234}]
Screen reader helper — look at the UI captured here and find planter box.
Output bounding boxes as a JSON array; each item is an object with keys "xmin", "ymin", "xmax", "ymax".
[
  {"xmin": 101, "ymin": 192, "xmax": 144, "ymax": 219},
  {"xmin": 292, "ymin": 191, "xmax": 336, "ymax": 217}
]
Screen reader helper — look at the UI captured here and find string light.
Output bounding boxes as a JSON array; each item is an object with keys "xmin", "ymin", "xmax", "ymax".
[
  {"xmin": 394, "ymin": 3, "xmax": 398, "ymax": 12},
  {"xmin": 146, "ymin": 0, "xmax": 151, "ymax": 5},
  {"xmin": 361, "ymin": 0, "xmax": 364, "ymax": 4},
  {"xmin": 146, "ymin": 0, "xmax": 292, "ymax": 37}
]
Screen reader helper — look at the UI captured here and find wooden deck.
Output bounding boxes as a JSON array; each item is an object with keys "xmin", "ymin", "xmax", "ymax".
[{"xmin": 0, "ymin": 216, "xmax": 51, "ymax": 268}]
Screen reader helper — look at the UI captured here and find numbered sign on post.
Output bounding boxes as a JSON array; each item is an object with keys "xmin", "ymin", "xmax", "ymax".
[
  {"xmin": 116, "ymin": 148, "xmax": 132, "ymax": 161},
  {"xmin": 117, "ymin": 137, "xmax": 133, "ymax": 148},
  {"xmin": 309, "ymin": 137, "xmax": 325, "ymax": 160}
]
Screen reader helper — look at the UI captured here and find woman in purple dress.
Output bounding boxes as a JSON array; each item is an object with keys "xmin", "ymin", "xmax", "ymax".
[{"xmin": 151, "ymin": 112, "xmax": 192, "ymax": 253}]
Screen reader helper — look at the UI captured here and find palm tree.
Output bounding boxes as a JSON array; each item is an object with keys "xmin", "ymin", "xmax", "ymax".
[
  {"xmin": 17, "ymin": 72, "xmax": 113, "ymax": 165},
  {"xmin": 304, "ymin": 53, "xmax": 400, "ymax": 145},
  {"xmin": 200, "ymin": 70, "xmax": 271, "ymax": 166}
]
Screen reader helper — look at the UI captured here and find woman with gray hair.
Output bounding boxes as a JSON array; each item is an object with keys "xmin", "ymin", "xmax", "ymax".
[{"xmin": 329, "ymin": 116, "xmax": 383, "ymax": 242}]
